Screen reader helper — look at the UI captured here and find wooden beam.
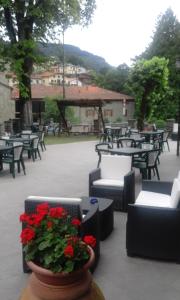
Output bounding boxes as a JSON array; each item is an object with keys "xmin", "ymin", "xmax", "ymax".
[{"xmin": 56, "ymin": 101, "xmax": 69, "ymax": 134}]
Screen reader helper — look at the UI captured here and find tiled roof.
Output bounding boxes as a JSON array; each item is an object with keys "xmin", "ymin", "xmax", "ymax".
[{"xmin": 12, "ymin": 84, "xmax": 134, "ymax": 102}]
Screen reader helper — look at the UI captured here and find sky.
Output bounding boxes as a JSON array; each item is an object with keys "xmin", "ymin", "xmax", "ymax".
[{"xmin": 64, "ymin": 0, "xmax": 180, "ymax": 67}]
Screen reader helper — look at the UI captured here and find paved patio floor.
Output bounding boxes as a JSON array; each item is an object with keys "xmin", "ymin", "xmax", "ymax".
[{"xmin": 0, "ymin": 140, "xmax": 179, "ymax": 300}]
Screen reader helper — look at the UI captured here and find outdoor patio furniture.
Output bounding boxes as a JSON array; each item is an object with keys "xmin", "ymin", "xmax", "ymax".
[
  {"xmin": 95, "ymin": 142, "xmax": 113, "ymax": 167},
  {"xmin": 37, "ymin": 131, "xmax": 46, "ymax": 151},
  {"xmin": 89, "ymin": 154, "xmax": 135, "ymax": 211},
  {"xmin": 126, "ymin": 179, "xmax": 180, "ymax": 261},
  {"xmin": 0, "ymin": 139, "xmax": 7, "ymax": 146},
  {"xmin": 133, "ymin": 149, "xmax": 160, "ymax": 180},
  {"xmin": 117, "ymin": 138, "xmax": 136, "ymax": 148},
  {"xmin": 2, "ymin": 143, "xmax": 25, "ymax": 178},
  {"xmin": 23, "ymin": 136, "xmax": 41, "ymax": 161},
  {"xmin": 172, "ymin": 123, "xmax": 178, "ymax": 141},
  {"xmin": 82, "ymin": 196, "xmax": 114, "ymax": 241},
  {"xmin": 162, "ymin": 131, "xmax": 170, "ymax": 151},
  {"xmin": 140, "ymin": 130, "xmax": 164, "ymax": 142},
  {"xmin": 22, "ymin": 196, "xmax": 100, "ymax": 273}
]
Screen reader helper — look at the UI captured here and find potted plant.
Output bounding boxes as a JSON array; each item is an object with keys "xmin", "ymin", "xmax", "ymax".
[{"xmin": 19, "ymin": 202, "xmax": 104, "ymax": 300}]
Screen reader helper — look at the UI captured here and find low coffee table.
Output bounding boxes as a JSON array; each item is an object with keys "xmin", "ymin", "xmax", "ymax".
[{"xmin": 81, "ymin": 197, "xmax": 114, "ymax": 241}]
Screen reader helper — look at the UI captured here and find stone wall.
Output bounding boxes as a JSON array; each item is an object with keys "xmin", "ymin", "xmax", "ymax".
[
  {"xmin": 71, "ymin": 100, "xmax": 135, "ymax": 125},
  {"xmin": 0, "ymin": 74, "xmax": 15, "ymax": 133}
]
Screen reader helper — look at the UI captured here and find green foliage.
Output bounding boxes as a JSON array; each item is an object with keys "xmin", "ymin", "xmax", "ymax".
[
  {"xmin": 92, "ymin": 63, "xmax": 130, "ymax": 94},
  {"xmin": 0, "ymin": 0, "xmax": 96, "ymax": 126},
  {"xmin": 137, "ymin": 8, "xmax": 180, "ymax": 120},
  {"xmin": 65, "ymin": 107, "xmax": 80, "ymax": 124},
  {"xmin": 128, "ymin": 57, "xmax": 169, "ymax": 130},
  {"xmin": 149, "ymin": 118, "xmax": 166, "ymax": 129},
  {"xmin": 38, "ymin": 43, "xmax": 110, "ymax": 72},
  {"xmin": 44, "ymin": 98, "xmax": 60, "ymax": 123}
]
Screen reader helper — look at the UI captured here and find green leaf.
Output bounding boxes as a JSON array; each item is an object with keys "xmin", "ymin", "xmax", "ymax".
[
  {"xmin": 64, "ymin": 260, "xmax": 74, "ymax": 273},
  {"xmin": 44, "ymin": 254, "xmax": 53, "ymax": 266},
  {"xmin": 38, "ymin": 240, "xmax": 50, "ymax": 250}
]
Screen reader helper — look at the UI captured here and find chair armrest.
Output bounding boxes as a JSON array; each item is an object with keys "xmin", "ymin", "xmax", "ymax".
[
  {"xmin": 89, "ymin": 168, "xmax": 101, "ymax": 194},
  {"xmin": 126, "ymin": 204, "xmax": 180, "ymax": 259},
  {"xmin": 142, "ymin": 180, "xmax": 173, "ymax": 195},
  {"xmin": 123, "ymin": 170, "xmax": 135, "ymax": 212}
]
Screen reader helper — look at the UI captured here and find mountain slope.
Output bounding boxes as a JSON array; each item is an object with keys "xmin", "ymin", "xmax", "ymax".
[{"xmin": 38, "ymin": 43, "xmax": 111, "ymax": 72}]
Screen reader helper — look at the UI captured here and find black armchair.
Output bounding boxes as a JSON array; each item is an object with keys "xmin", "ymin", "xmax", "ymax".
[
  {"xmin": 89, "ymin": 155, "xmax": 135, "ymax": 211},
  {"xmin": 126, "ymin": 179, "xmax": 180, "ymax": 261}
]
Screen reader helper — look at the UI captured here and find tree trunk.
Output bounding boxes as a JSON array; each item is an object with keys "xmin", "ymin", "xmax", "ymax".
[
  {"xmin": 137, "ymin": 94, "xmax": 148, "ymax": 131},
  {"xmin": 19, "ymin": 56, "xmax": 33, "ymax": 129}
]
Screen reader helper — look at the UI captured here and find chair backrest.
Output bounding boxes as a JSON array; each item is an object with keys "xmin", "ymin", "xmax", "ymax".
[
  {"xmin": 26, "ymin": 196, "xmax": 83, "ymax": 220},
  {"xmin": 100, "ymin": 154, "xmax": 132, "ymax": 180},
  {"xmin": 170, "ymin": 179, "xmax": 180, "ymax": 208},
  {"xmin": 13, "ymin": 144, "xmax": 23, "ymax": 160},
  {"xmin": 22, "ymin": 130, "xmax": 32, "ymax": 134},
  {"xmin": 95, "ymin": 142, "xmax": 113, "ymax": 153},
  {"xmin": 173, "ymin": 123, "xmax": 178, "ymax": 133},
  {"xmin": 163, "ymin": 131, "xmax": 169, "ymax": 141},
  {"xmin": 32, "ymin": 136, "xmax": 39, "ymax": 149},
  {"xmin": 141, "ymin": 142, "xmax": 154, "ymax": 150},
  {"xmin": 121, "ymin": 127, "xmax": 127, "ymax": 136},
  {"xmin": 118, "ymin": 138, "xmax": 135, "ymax": 148},
  {"xmin": 21, "ymin": 134, "xmax": 30, "ymax": 139},
  {"xmin": 0, "ymin": 139, "xmax": 6, "ymax": 146},
  {"xmin": 147, "ymin": 150, "xmax": 159, "ymax": 167}
]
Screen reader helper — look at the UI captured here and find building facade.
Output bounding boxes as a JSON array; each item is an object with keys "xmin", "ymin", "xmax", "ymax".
[{"xmin": 0, "ymin": 74, "xmax": 15, "ymax": 133}]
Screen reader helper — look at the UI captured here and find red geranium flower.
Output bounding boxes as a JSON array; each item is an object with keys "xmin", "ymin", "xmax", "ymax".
[
  {"xmin": 64, "ymin": 245, "xmax": 74, "ymax": 257},
  {"xmin": 26, "ymin": 214, "xmax": 43, "ymax": 226},
  {"xmin": 83, "ymin": 235, "xmax": 96, "ymax": 248},
  {"xmin": 19, "ymin": 213, "xmax": 29, "ymax": 223},
  {"xmin": 71, "ymin": 218, "xmax": 81, "ymax": 227},
  {"xmin": 36, "ymin": 202, "xmax": 49, "ymax": 216},
  {"xmin": 49, "ymin": 207, "xmax": 66, "ymax": 218},
  {"xmin": 20, "ymin": 228, "xmax": 35, "ymax": 245}
]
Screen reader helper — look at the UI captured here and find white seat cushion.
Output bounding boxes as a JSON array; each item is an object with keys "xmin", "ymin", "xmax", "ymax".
[
  {"xmin": 177, "ymin": 170, "xmax": 180, "ymax": 181},
  {"xmin": 93, "ymin": 178, "xmax": 124, "ymax": 187},
  {"xmin": 173, "ymin": 123, "xmax": 178, "ymax": 133},
  {"xmin": 135, "ymin": 191, "xmax": 172, "ymax": 208},
  {"xmin": 170, "ymin": 179, "xmax": 180, "ymax": 208},
  {"xmin": 135, "ymin": 179, "xmax": 180, "ymax": 208},
  {"xmin": 100, "ymin": 155, "xmax": 132, "ymax": 181}
]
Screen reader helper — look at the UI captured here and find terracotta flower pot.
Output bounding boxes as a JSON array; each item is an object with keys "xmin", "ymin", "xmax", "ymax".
[{"xmin": 25, "ymin": 246, "xmax": 105, "ymax": 300}]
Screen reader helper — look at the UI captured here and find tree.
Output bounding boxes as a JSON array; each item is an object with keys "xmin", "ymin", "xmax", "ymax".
[
  {"xmin": 92, "ymin": 63, "xmax": 130, "ymax": 94},
  {"xmin": 137, "ymin": 8, "xmax": 180, "ymax": 120},
  {"xmin": 0, "ymin": 0, "xmax": 96, "ymax": 128},
  {"xmin": 128, "ymin": 57, "xmax": 169, "ymax": 130}
]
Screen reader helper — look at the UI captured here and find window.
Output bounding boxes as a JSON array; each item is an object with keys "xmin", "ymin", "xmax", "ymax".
[
  {"xmin": 86, "ymin": 109, "xmax": 95, "ymax": 117},
  {"xmin": 104, "ymin": 109, "xmax": 113, "ymax": 117}
]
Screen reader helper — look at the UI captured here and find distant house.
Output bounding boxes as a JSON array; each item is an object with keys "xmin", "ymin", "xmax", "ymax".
[
  {"xmin": 6, "ymin": 63, "xmax": 88, "ymax": 88},
  {"xmin": 0, "ymin": 74, "xmax": 15, "ymax": 133},
  {"xmin": 12, "ymin": 85, "xmax": 135, "ymax": 127}
]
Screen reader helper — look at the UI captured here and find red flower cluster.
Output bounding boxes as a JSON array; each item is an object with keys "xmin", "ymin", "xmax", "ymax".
[
  {"xmin": 36, "ymin": 202, "xmax": 49, "ymax": 216},
  {"xmin": 20, "ymin": 202, "xmax": 96, "ymax": 273},
  {"xmin": 49, "ymin": 207, "xmax": 67, "ymax": 218},
  {"xmin": 71, "ymin": 218, "xmax": 81, "ymax": 227},
  {"xmin": 83, "ymin": 235, "xmax": 96, "ymax": 248},
  {"xmin": 64, "ymin": 245, "xmax": 74, "ymax": 257},
  {"xmin": 20, "ymin": 228, "xmax": 35, "ymax": 244}
]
